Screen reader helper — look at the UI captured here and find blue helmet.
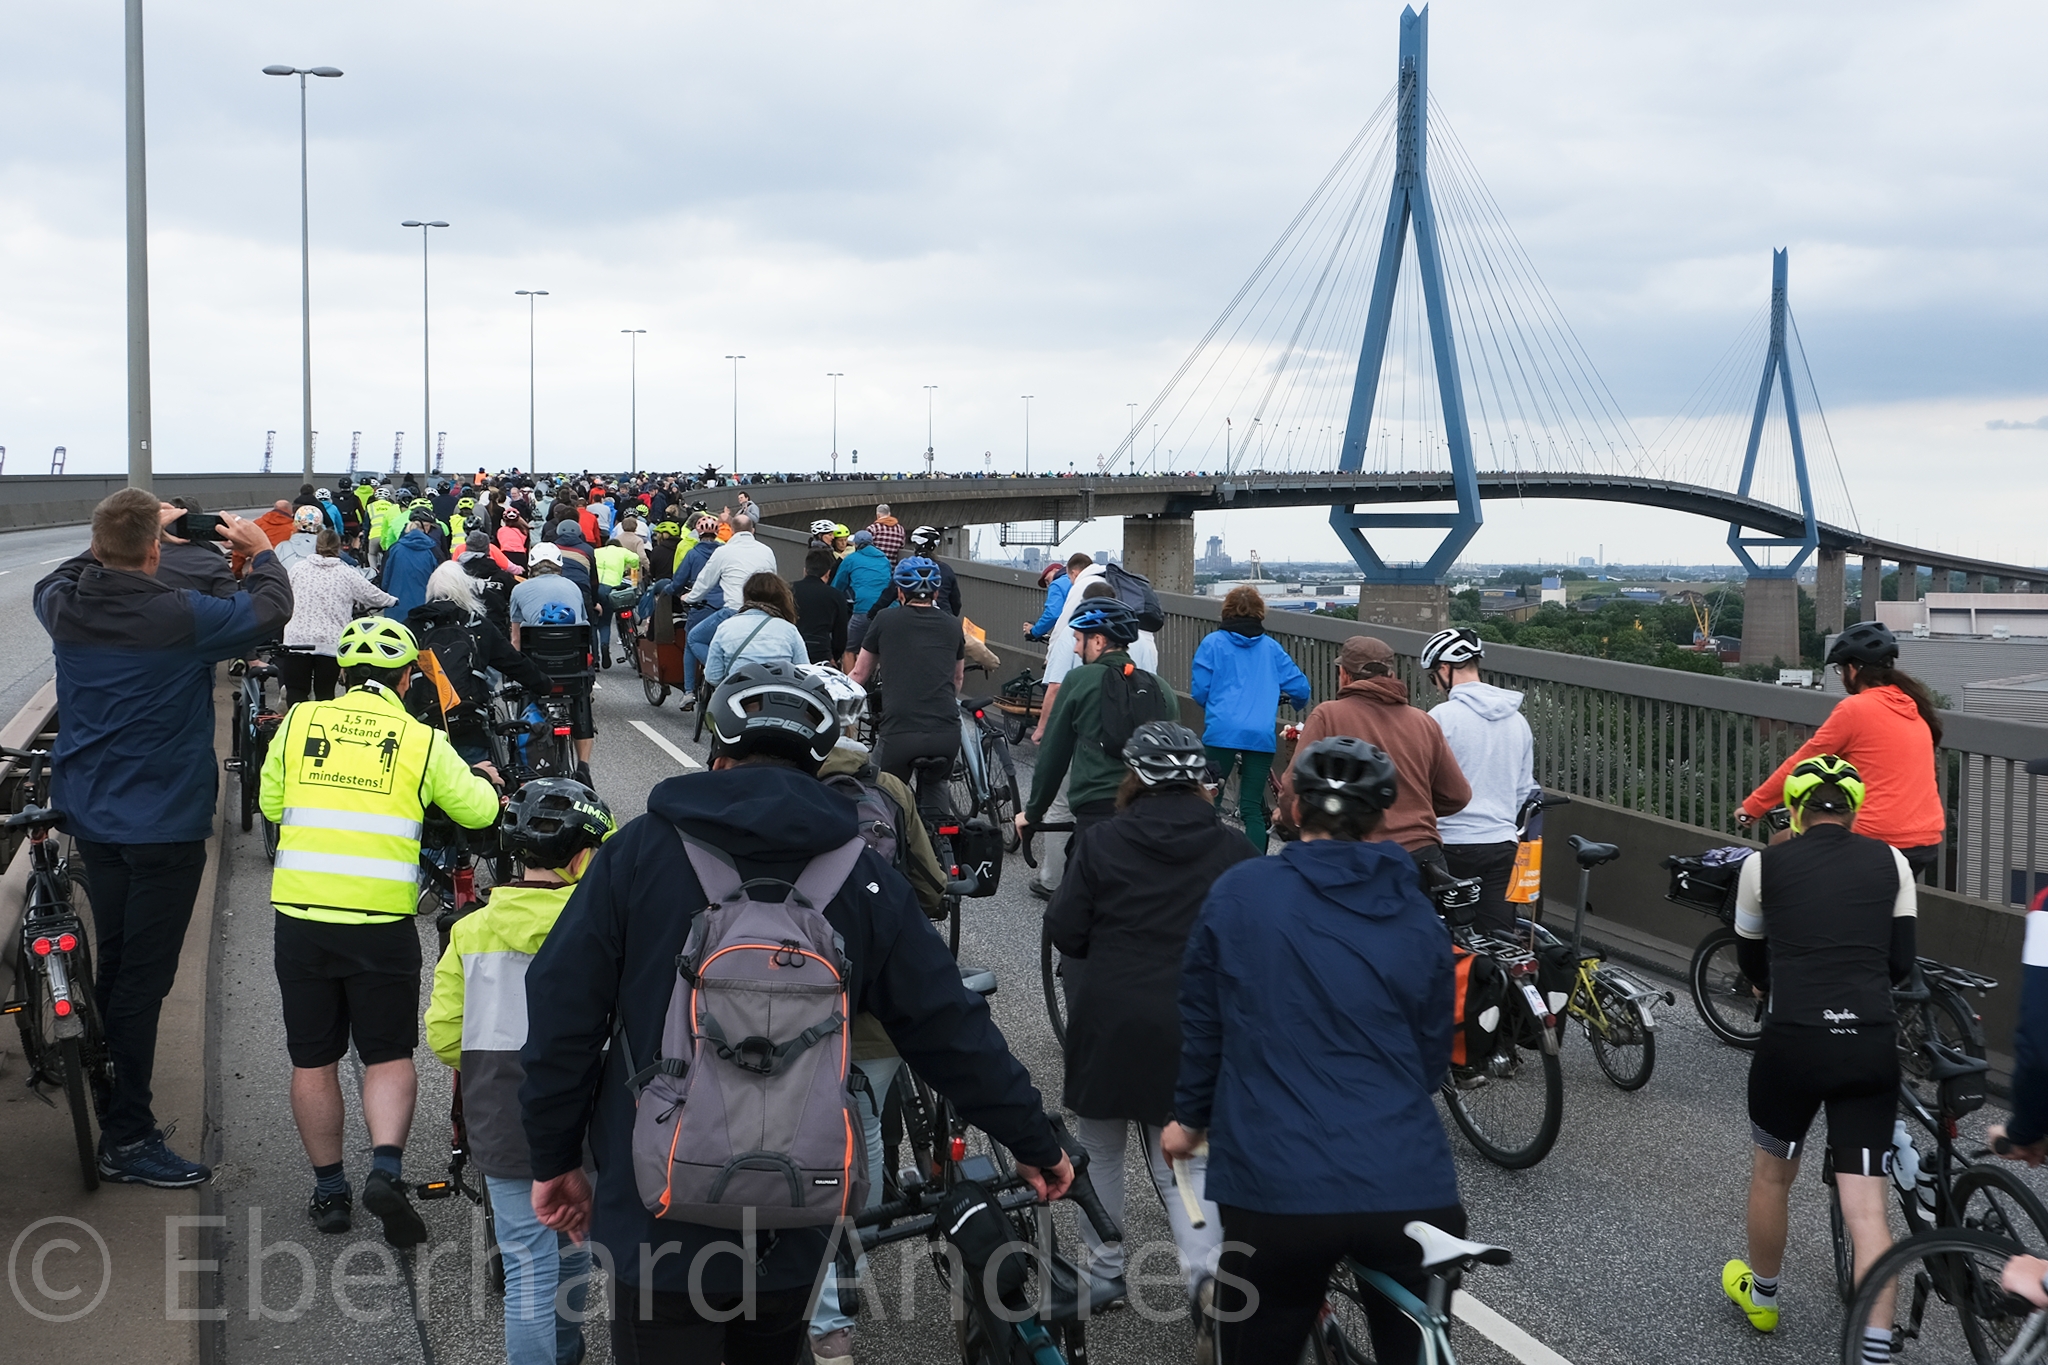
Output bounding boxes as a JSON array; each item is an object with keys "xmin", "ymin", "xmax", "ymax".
[
  {"xmin": 536, "ymin": 603, "xmax": 577, "ymax": 626},
  {"xmin": 1067, "ymin": 596, "xmax": 1140, "ymax": 645},
  {"xmin": 893, "ymin": 556, "xmax": 943, "ymax": 598}
]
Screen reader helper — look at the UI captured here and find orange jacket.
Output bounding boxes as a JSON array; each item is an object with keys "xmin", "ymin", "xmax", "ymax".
[{"xmin": 1742, "ymin": 684, "xmax": 1945, "ymax": 849}]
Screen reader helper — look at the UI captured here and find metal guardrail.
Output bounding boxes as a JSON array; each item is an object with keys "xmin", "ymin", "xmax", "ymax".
[{"xmin": 946, "ymin": 555, "xmax": 2048, "ymax": 907}]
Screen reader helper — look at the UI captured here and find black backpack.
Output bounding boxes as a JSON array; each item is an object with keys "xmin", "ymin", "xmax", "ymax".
[
  {"xmin": 406, "ymin": 609, "xmax": 493, "ymax": 718},
  {"xmin": 1095, "ymin": 661, "xmax": 1169, "ymax": 758},
  {"xmin": 1102, "ymin": 562, "xmax": 1166, "ymax": 633}
]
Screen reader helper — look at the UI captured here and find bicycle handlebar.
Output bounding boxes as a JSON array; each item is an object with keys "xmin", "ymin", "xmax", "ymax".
[{"xmin": 1017, "ymin": 819, "xmax": 1075, "ymax": 869}]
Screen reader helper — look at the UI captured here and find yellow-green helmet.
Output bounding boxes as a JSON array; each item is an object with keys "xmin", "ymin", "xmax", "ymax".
[
  {"xmin": 1783, "ymin": 754, "xmax": 1865, "ymax": 832},
  {"xmin": 655, "ymin": 520, "xmax": 682, "ymax": 538},
  {"xmin": 336, "ymin": 617, "xmax": 419, "ymax": 669}
]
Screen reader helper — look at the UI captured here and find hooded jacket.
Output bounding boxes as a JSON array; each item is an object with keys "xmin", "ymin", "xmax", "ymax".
[
  {"xmin": 378, "ymin": 527, "xmax": 445, "ymax": 620},
  {"xmin": 520, "ymin": 764, "xmax": 1062, "ymax": 1294},
  {"xmin": 1430, "ymin": 681, "xmax": 1539, "ymax": 845},
  {"xmin": 1025, "ymin": 650, "xmax": 1181, "ymax": 819},
  {"xmin": 832, "ymin": 544, "xmax": 893, "ymax": 615},
  {"xmin": 1742, "ymin": 684, "xmax": 1945, "ymax": 849},
  {"xmin": 1176, "ymin": 838, "xmax": 1458, "ymax": 1214},
  {"xmin": 1047, "ymin": 790, "xmax": 1259, "ymax": 1123},
  {"xmin": 1284, "ymin": 675, "xmax": 1470, "ymax": 852},
  {"xmin": 863, "ymin": 515, "xmax": 907, "ymax": 564},
  {"xmin": 1190, "ymin": 625, "xmax": 1312, "ymax": 753}
]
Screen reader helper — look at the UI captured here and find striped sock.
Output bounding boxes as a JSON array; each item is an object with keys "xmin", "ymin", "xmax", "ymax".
[
  {"xmin": 1750, "ymin": 1273, "xmax": 1778, "ymax": 1307},
  {"xmin": 1862, "ymin": 1325, "xmax": 1892, "ymax": 1363},
  {"xmin": 313, "ymin": 1162, "xmax": 348, "ymax": 1198}
]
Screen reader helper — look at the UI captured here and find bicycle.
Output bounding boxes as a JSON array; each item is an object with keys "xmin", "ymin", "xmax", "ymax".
[
  {"xmin": 909, "ymin": 755, "xmax": 984, "ymax": 956},
  {"xmin": 1, "ymin": 744, "xmax": 114, "ymax": 1191},
  {"xmin": 1303, "ymin": 1221, "xmax": 1514, "ymax": 1365},
  {"xmin": 953, "ymin": 696, "xmax": 1023, "ymax": 853},
  {"xmin": 1020, "ymin": 819, "xmax": 1079, "ymax": 1046},
  {"xmin": 224, "ymin": 650, "xmax": 286, "ymax": 862},
  {"xmin": 1840, "ymin": 1227, "xmax": 2047, "ymax": 1364},
  {"xmin": 415, "ymin": 883, "xmax": 508, "ymax": 1296}
]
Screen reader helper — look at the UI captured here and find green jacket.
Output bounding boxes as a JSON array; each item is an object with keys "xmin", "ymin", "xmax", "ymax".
[{"xmin": 1025, "ymin": 650, "xmax": 1180, "ymax": 819}]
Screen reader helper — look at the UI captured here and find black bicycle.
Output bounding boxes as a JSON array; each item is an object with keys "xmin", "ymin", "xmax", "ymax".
[
  {"xmin": 954, "ymin": 696, "xmax": 1023, "ymax": 853},
  {"xmin": 2, "ymin": 744, "xmax": 113, "ymax": 1191},
  {"xmin": 225, "ymin": 651, "xmax": 286, "ymax": 862},
  {"xmin": 1021, "ymin": 819, "xmax": 1079, "ymax": 1046}
]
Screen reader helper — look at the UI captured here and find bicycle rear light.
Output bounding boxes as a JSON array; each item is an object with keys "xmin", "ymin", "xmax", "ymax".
[
  {"xmin": 56, "ymin": 933, "xmax": 77, "ymax": 953},
  {"xmin": 949, "ymin": 1136, "xmax": 967, "ymax": 1162},
  {"xmin": 53, "ymin": 999, "xmax": 72, "ymax": 1017},
  {"xmin": 30, "ymin": 937, "xmax": 52, "ymax": 957}
]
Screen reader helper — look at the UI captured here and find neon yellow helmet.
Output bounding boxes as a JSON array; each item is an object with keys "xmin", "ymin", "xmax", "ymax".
[
  {"xmin": 1783, "ymin": 754, "xmax": 1865, "ymax": 832},
  {"xmin": 457, "ymin": 496, "xmax": 476, "ymax": 510},
  {"xmin": 655, "ymin": 520, "xmax": 682, "ymax": 538},
  {"xmin": 336, "ymin": 617, "xmax": 419, "ymax": 669}
]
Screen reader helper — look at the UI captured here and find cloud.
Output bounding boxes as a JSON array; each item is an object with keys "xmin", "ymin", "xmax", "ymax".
[{"xmin": 1985, "ymin": 417, "xmax": 2048, "ymax": 430}]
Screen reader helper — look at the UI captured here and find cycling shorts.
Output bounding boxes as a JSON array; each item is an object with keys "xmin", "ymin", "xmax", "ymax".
[
  {"xmin": 274, "ymin": 912, "xmax": 423, "ymax": 1068},
  {"xmin": 1747, "ymin": 1023, "xmax": 1897, "ymax": 1174}
]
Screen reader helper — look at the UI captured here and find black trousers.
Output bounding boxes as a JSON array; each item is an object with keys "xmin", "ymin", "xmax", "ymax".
[
  {"xmin": 608, "ymin": 1282, "xmax": 811, "ymax": 1365},
  {"xmin": 1216, "ymin": 1202, "xmax": 1467, "ymax": 1365},
  {"xmin": 74, "ymin": 839, "xmax": 210, "ymax": 1146},
  {"xmin": 1444, "ymin": 840, "xmax": 1520, "ymax": 934},
  {"xmin": 875, "ymin": 727, "xmax": 959, "ymax": 786},
  {"xmin": 276, "ymin": 651, "xmax": 340, "ymax": 707}
]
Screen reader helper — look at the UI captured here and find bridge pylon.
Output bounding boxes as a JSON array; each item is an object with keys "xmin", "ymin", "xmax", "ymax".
[
  {"xmin": 1730, "ymin": 249, "xmax": 1821, "ymax": 666},
  {"xmin": 1327, "ymin": 4, "xmax": 1481, "ymax": 595}
]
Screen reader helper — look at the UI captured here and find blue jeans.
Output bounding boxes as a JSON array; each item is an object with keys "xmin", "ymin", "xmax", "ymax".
[
  {"xmin": 683, "ymin": 606, "xmax": 733, "ymax": 691},
  {"xmin": 486, "ymin": 1174, "xmax": 591, "ymax": 1365},
  {"xmin": 811, "ymin": 1055, "xmax": 902, "ymax": 1338}
]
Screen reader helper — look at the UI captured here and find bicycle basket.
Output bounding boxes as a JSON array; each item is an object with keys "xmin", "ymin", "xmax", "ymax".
[
  {"xmin": 519, "ymin": 624, "xmax": 592, "ymax": 679},
  {"xmin": 1662, "ymin": 853, "xmax": 1745, "ymax": 915}
]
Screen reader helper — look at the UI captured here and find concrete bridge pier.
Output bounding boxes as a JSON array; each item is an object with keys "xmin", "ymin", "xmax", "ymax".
[
  {"xmin": 1816, "ymin": 548, "xmax": 1846, "ymax": 636},
  {"xmin": 1356, "ymin": 583, "xmax": 1451, "ymax": 632},
  {"xmin": 1861, "ymin": 554, "xmax": 1884, "ymax": 621},
  {"xmin": 1897, "ymin": 560, "xmax": 1920, "ymax": 602},
  {"xmin": 1741, "ymin": 576, "xmax": 1802, "ymax": 667},
  {"xmin": 1966, "ymin": 571, "xmax": 1984, "ymax": 593},
  {"xmin": 1122, "ymin": 514, "xmax": 1195, "ymax": 595},
  {"xmin": 935, "ymin": 526, "xmax": 969, "ymax": 559}
]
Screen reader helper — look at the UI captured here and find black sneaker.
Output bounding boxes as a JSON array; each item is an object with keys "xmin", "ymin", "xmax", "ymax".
[
  {"xmin": 1027, "ymin": 881, "xmax": 1053, "ymax": 902},
  {"xmin": 360, "ymin": 1168, "xmax": 428, "ymax": 1247},
  {"xmin": 308, "ymin": 1188, "xmax": 353, "ymax": 1234},
  {"xmin": 98, "ymin": 1130, "xmax": 212, "ymax": 1188}
]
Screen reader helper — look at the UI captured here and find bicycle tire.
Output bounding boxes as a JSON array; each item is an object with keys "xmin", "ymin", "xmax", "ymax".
[
  {"xmin": 1041, "ymin": 921, "xmax": 1068, "ymax": 1049},
  {"xmin": 1838, "ymin": 1226, "xmax": 2037, "ymax": 1365},
  {"xmin": 1899, "ymin": 986, "xmax": 1986, "ymax": 1109},
  {"xmin": 58, "ymin": 1035, "xmax": 100, "ymax": 1192},
  {"xmin": 482, "ymin": 1183, "xmax": 507, "ymax": 1297},
  {"xmin": 1307, "ymin": 1278, "xmax": 1376, "ymax": 1365},
  {"xmin": 238, "ymin": 708, "xmax": 258, "ymax": 834},
  {"xmin": 60, "ymin": 882, "xmax": 114, "ymax": 1122},
  {"xmin": 1827, "ymin": 1173, "xmax": 1857, "ymax": 1305},
  {"xmin": 1955, "ymin": 1165, "xmax": 2048, "ymax": 1253},
  {"xmin": 1586, "ymin": 980, "xmax": 1656, "ymax": 1090},
  {"xmin": 643, "ymin": 675, "xmax": 667, "ymax": 707},
  {"xmin": 1690, "ymin": 926, "xmax": 1763, "ymax": 1049},
  {"xmin": 947, "ymin": 896, "xmax": 961, "ymax": 958},
  {"xmin": 1442, "ymin": 1012, "xmax": 1563, "ymax": 1170}
]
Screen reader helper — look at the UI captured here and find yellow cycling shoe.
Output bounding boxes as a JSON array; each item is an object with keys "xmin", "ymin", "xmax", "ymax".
[{"xmin": 1722, "ymin": 1259, "xmax": 1779, "ymax": 1333}]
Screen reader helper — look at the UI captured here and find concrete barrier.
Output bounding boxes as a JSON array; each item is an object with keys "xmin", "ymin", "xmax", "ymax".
[{"xmin": 0, "ymin": 473, "xmax": 319, "ymax": 531}]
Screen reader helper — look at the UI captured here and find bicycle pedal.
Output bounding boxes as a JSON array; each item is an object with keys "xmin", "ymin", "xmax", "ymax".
[
  {"xmin": 414, "ymin": 1179, "xmax": 456, "ymax": 1201},
  {"xmin": 222, "ymin": 758, "xmax": 244, "ymax": 772}
]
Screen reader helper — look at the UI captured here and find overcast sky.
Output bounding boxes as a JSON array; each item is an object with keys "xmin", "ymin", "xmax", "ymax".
[{"xmin": 4, "ymin": 1, "xmax": 2044, "ymax": 567}]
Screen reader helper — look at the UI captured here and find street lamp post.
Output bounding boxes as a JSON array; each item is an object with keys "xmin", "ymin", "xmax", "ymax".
[
  {"xmin": 263, "ymin": 63, "xmax": 342, "ymax": 477},
  {"xmin": 514, "ymin": 291, "xmax": 548, "ymax": 476},
  {"xmin": 401, "ymin": 220, "xmax": 449, "ymax": 482},
  {"xmin": 622, "ymin": 329, "xmax": 645, "ymax": 475},
  {"xmin": 826, "ymin": 373, "xmax": 843, "ymax": 474},
  {"xmin": 724, "ymin": 355, "xmax": 745, "ymax": 476},
  {"xmin": 125, "ymin": 0, "xmax": 153, "ymax": 491},
  {"xmin": 1020, "ymin": 396, "xmax": 1034, "ymax": 476},
  {"xmin": 923, "ymin": 385, "xmax": 937, "ymax": 477}
]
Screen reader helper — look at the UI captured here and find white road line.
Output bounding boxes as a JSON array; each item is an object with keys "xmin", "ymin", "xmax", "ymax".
[
  {"xmin": 630, "ymin": 719, "xmax": 701, "ymax": 769},
  {"xmin": 40, "ymin": 557, "xmax": 65, "ymax": 564},
  {"xmin": 1454, "ymin": 1290, "xmax": 1574, "ymax": 1365}
]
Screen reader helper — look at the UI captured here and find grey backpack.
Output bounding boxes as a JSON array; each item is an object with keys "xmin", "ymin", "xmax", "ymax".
[{"xmin": 628, "ymin": 828, "xmax": 869, "ymax": 1229}]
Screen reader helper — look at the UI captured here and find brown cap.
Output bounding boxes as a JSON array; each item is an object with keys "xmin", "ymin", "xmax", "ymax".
[{"xmin": 1337, "ymin": 634, "xmax": 1395, "ymax": 674}]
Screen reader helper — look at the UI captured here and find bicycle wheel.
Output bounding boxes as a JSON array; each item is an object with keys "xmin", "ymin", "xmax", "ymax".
[
  {"xmin": 238, "ymin": 709, "xmax": 258, "ymax": 833},
  {"xmin": 1839, "ymin": 1227, "xmax": 2037, "ymax": 1364},
  {"xmin": 1955, "ymin": 1165, "xmax": 2048, "ymax": 1253},
  {"xmin": 1306, "ymin": 1275, "xmax": 1376, "ymax": 1364},
  {"xmin": 1586, "ymin": 977, "xmax": 1656, "ymax": 1090},
  {"xmin": 983, "ymin": 737, "xmax": 1020, "ymax": 851},
  {"xmin": 1441, "ymin": 1011, "xmax": 1563, "ymax": 1170},
  {"xmin": 1690, "ymin": 926, "xmax": 1763, "ymax": 1049},
  {"xmin": 1827, "ymin": 1171, "xmax": 1857, "ymax": 1305},
  {"xmin": 57, "ymin": 1035, "xmax": 100, "ymax": 1192},
  {"xmin": 643, "ymin": 674, "xmax": 667, "ymax": 707},
  {"xmin": 1041, "ymin": 921, "xmax": 1068, "ymax": 1048}
]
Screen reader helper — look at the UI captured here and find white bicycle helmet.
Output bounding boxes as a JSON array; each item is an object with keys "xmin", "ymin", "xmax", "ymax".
[
  {"xmin": 798, "ymin": 664, "xmax": 870, "ymax": 737},
  {"xmin": 809, "ymin": 519, "xmax": 839, "ymax": 537},
  {"xmin": 1420, "ymin": 627, "xmax": 1485, "ymax": 671},
  {"xmin": 293, "ymin": 505, "xmax": 326, "ymax": 532}
]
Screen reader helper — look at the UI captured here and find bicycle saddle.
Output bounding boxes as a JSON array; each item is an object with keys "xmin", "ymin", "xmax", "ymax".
[
  {"xmin": 1404, "ymin": 1221, "xmax": 1511, "ymax": 1271},
  {"xmin": 1567, "ymin": 835, "xmax": 1621, "ymax": 869},
  {"xmin": 958, "ymin": 964, "xmax": 997, "ymax": 997},
  {"xmin": 1923, "ymin": 1038, "xmax": 1989, "ymax": 1081},
  {"xmin": 959, "ymin": 696, "xmax": 997, "ymax": 712},
  {"xmin": 2, "ymin": 804, "xmax": 64, "ymax": 831}
]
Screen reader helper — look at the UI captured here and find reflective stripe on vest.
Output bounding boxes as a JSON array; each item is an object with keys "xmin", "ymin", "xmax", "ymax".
[{"xmin": 270, "ymin": 690, "xmax": 433, "ymax": 923}]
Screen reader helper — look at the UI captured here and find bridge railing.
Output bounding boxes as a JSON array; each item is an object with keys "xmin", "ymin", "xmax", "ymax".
[{"xmin": 946, "ymin": 555, "xmax": 2048, "ymax": 907}]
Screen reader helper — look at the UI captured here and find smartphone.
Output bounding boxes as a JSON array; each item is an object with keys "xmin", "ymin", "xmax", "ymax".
[{"xmin": 172, "ymin": 512, "xmax": 226, "ymax": 543}]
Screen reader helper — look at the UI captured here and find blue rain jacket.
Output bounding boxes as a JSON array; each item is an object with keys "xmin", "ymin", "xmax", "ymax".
[{"xmin": 1189, "ymin": 627, "xmax": 1311, "ymax": 752}]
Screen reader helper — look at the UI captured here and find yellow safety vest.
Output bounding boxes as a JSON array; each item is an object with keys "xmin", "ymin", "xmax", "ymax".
[{"xmin": 264, "ymin": 684, "xmax": 489, "ymax": 924}]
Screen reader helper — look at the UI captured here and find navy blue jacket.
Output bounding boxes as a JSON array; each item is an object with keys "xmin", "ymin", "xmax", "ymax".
[
  {"xmin": 36, "ymin": 549, "xmax": 293, "ymax": 844},
  {"xmin": 2011, "ymin": 902, "xmax": 2048, "ymax": 1146},
  {"xmin": 520, "ymin": 764, "xmax": 1062, "ymax": 1294},
  {"xmin": 1176, "ymin": 837, "xmax": 1459, "ymax": 1214}
]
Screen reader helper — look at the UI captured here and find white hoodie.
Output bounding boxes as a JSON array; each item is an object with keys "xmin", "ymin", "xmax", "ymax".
[{"xmin": 1430, "ymin": 681, "xmax": 1539, "ymax": 844}]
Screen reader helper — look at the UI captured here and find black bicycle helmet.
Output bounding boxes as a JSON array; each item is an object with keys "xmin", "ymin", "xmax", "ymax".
[
  {"xmin": 1067, "ymin": 597, "xmax": 1141, "ymax": 645},
  {"xmin": 1122, "ymin": 720, "xmax": 1208, "ymax": 787},
  {"xmin": 501, "ymin": 778, "xmax": 615, "ymax": 870},
  {"xmin": 1825, "ymin": 620, "xmax": 1899, "ymax": 667},
  {"xmin": 706, "ymin": 659, "xmax": 839, "ymax": 770},
  {"xmin": 1290, "ymin": 736, "xmax": 1399, "ymax": 815}
]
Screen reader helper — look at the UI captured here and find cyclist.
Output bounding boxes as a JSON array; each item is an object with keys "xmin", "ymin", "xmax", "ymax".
[
  {"xmin": 1720, "ymin": 754, "xmax": 1916, "ymax": 1357},
  {"xmin": 592, "ymin": 532, "xmax": 642, "ymax": 668},
  {"xmin": 1281, "ymin": 634, "xmax": 1469, "ymax": 872},
  {"xmin": 281, "ymin": 527, "xmax": 398, "ymax": 705},
  {"xmin": 681, "ymin": 511, "xmax": 776, "ymax": 687},
  {"xmin": 1017, "ymin": 597, "xmax": 1178, "ymax": 843},
  {"xmin": 259, "ymin": 618, "xmax": 504, "ymax": 1244},
  {"xmin": 367, "ymin": 486, "xmax": 399, "ymax": 571},
  {"xmin": 425, "ymin": 778, "xmax": 612, "ymax": 1365},
  {"xmin": 1163, "ymin": 736, "xmax": 1463, "ymax": 1365},
  {"xmin": 1025, "ymin": 558, "xmax": 1076, "ymax": 641},
  {"xmin": 407, "ymin": 562, "xmax": 554, "ymax": 763},
  {"xmin": 519, "ymin": 660, "xmax": 1074, "ymax": 1361},
  {"xmin": 849, "ymin": 557, "xmax": 966, "ymax": 781},
  {"xmin": 867, "ymin": 525, "xmax": 962, "ymax": 615},
  {"xmin": 273, "ymin": 504, "xmax": 328, "ymax": 569},
  {"xmin": 506, "ymin": 543, "xmax": 585, "ymax": 648},
  {"xmin": 1422, "ymin": 626, "xmax": 1539, "ymax": 933},
  {"xmin": 1190, "ymin": 585, "xmax": 1312, "ymax": 851},
  {"xmin": 1993, "ymin": 869, "xmax": 2048, "ymax": 1307},
  {"xmin": 1739, "ymin": 621, "xmax": 1945, "ymax": 880},
  {"xmin": 1047, "ymin": 720, "xmax": 1254, "ymax": 1351},
  {"xmin": 862, "ymin": 501, "xmax": 907, "ymax": 562},
  {"xmin": 380, "ymin": 506, "xmax": 448, "ymax": 619},
  {"xmin": 704, "ymin": 572, "xmax": 809, "ymax": 685},
  {"xmin": 793, "ymin": 548, "xmax": 851, "ymax": 665},
  {"xmin": 456, "ymin": 530, "xmax": 521, "ymax": 637},
  {"xmin": 831, "ymin": 529, "xmax": 894, "ymax": 663}
]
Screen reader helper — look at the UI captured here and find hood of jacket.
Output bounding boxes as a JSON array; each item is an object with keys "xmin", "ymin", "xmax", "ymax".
[
  {"xmin": 1338, "ymin": 674, "xmax": 1410, "ymax": 707},
  {"xmin": 1279, "ymin": 838, "xmax": 1422, "ymax": 919},
  {"xmin": 1863, "ymin": 682, "xmax": 1926, "ymax": 725},
  {"xmin": 406, "ymin": 598, "xmax": 475, "ymax": 633},
  {"xmin": 1220, "ymin": 617, "xmax": 1264, "ymax": 641},
  {"xmin": 817, "ymin": 738, "xmax": 877, "ymax": 782},
  {"xmin": 647, "ymin": 763, "xmax": 858, "ymax": 863},
  {"xmin": 1442, "ymin": 680, "xmax": 1524, "ymax": 722},
  {"xmin": 1115, "ymin": 790, "xmax": 1229, "ymax": 861},
  {"xmin": 873, "ymin": 515, "xmax": 900, "ymax": 527}
]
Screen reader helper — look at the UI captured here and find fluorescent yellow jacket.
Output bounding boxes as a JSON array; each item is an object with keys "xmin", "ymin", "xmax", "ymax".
[
  {"xmin": 259, "ymin": 682, "xmax": 499, "ymax": 923},
  {"xmin": 450, "ymin": 510, "xmax": 470, "ymax": 542},
  {"xmin": 368, "ymin": 499, "xmax": 396, "ymax": 545},
  {"xmin": 593, "ymin": 544, "xmax": 638, "ymax": 588}
]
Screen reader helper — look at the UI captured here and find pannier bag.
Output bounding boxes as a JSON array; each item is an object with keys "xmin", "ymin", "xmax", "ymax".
[
  {"xmin": 1450, "ymin": 944, "xmax": 1509, "ymax": 1068},
  {"xmin": 628, "ymin": 830, "xmax": 869, "ymax": 1229},
  {"xmin": 1663, "ymin": 848, "xmax": 1751, "ymax": 915},
  {"xmin": 949, "ymin": 816, "xmax": 1005, "ymax": 899}
]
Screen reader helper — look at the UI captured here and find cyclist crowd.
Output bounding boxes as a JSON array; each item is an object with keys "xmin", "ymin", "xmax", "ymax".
[{"xmin": 33, "ymin": 475, "xmax": 2048, "ymax": 1365}]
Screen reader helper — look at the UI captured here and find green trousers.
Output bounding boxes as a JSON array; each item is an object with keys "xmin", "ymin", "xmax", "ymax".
[{"xmin": 1207, "ymin": 747, "xmax": 1273, "ymax": 852}]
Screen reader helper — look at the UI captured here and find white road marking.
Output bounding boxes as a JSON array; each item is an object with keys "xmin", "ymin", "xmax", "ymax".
[
  {"xmin": 40, "ymin": 557, "xmax": 66, "ymax": 564},
  {"xmin": 630, "ymin": 719, "xmax": 701, "ymax": 769},
  {"xmin": 1453, "ymin": 1291, "xmax": 1574, "ymax": 1365}
]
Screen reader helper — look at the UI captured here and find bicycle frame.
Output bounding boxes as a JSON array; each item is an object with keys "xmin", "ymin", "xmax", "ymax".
[{"xmin": 1347, "ymin": 1260, "xmax": 1463, "ymax": 1365}]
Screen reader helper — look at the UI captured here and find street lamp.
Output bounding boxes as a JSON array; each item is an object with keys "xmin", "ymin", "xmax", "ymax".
[
  {"xmin": 724, "ymin": 355, "xmax": 745, "ymax": 476},
  {"xmin": 1126, "ymin": 402, "xmax": 1137, "ymax": 477},
  {"xmin": 263, "ymin": 63, "xmax": 342, "ymax": 477},
  {"xmin": 515, "ymin": 290, "xmax": 548, "ymax": 475},
  {"xmin": 826, "ymin": 373, "xmax": 844, "ymax": 474},
  {"xmin": 923, "ymin": 385, "xmax": 938, "ymax": 477},
  {"xmin": 1021, "ymin": 396, "xmax": 1034, "ymax": 476},
  {"xmin": 622, "ymin": 329, "xmax": 645, "ymax": 475},
  {"xmin": 126, "ymin": 0, "xmax": 153, "ymax": 490},
  {"xmin": 400, "ymin": 219, "xmax": 449, "ymax": 482}
]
